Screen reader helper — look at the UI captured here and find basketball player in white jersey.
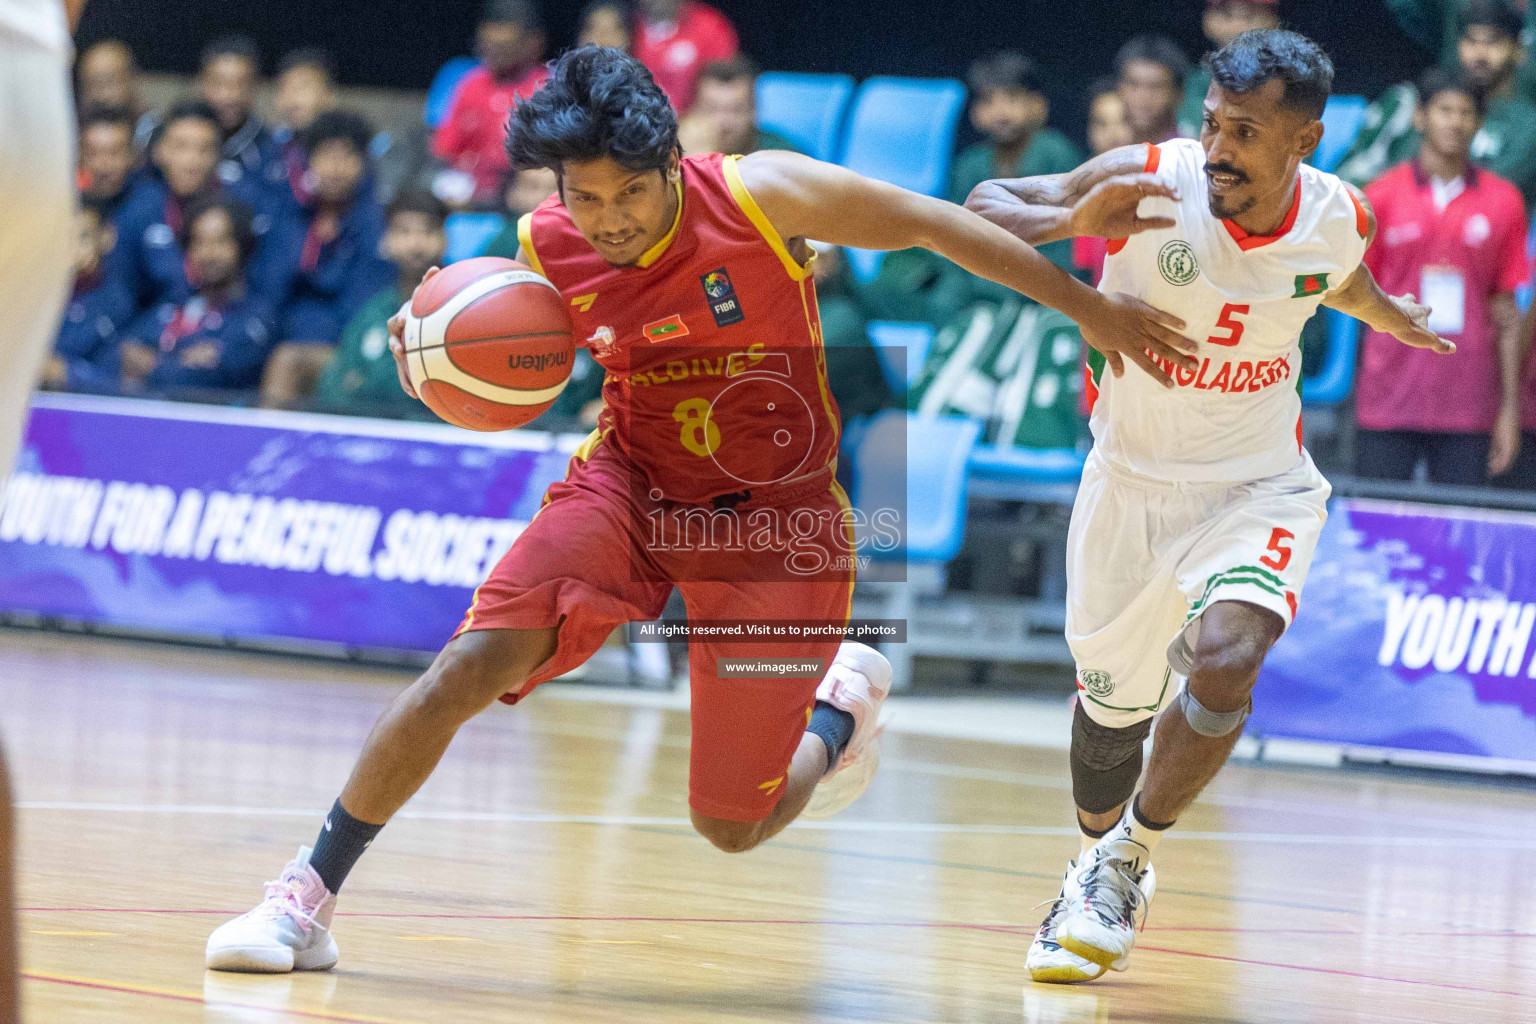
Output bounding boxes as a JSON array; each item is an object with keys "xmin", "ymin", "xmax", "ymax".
[
  {"xmin": 0, "ymin": 1, "xmax": 83, "ymax": 1018},
  {"xmin": 968, "ymin": 29, "xmax": 1453, "ymax": 983}
]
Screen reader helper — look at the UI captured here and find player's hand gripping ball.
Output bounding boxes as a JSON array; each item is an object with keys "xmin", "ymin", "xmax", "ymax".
[{"xmin": 398, "ymin": 257, "xmax": 576, "ymax": 431}]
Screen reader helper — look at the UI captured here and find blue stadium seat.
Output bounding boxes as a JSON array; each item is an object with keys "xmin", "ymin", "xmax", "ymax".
[
  {"xmin": 853, "ymin": 410, "xmax": 980, "ymax": 562},
  {"xmin": 1301, "ymin": 307, "xmax": 1360, "ymax": 405},
  {"xmin": 968, "ymin": 444, "xmax": 1085, "ymax": 483},
  {"xmin": 866, "ymin": 320, "xmax": 933, "ymax": 392},
  {"xmin": 839, "ymin": 77, "xmax": 968, "ymax": 283},
  {"xmin": 843, "ymin": 247, "xmax": 886, "ymax": 284},
  {"xmin": 1313, "ymin": 94, "xmax": 1368, "ymax": 174},
  {"xmin": 443, "ymin": 212, "xmax": 507, "ymax": 264},
  {"xmin": 426, "ymin": 57, "xmax": 479, "ymax": 129},
  {"xmin": 755, "ymin": 72, "xmax": 855, "ymax": 163}
]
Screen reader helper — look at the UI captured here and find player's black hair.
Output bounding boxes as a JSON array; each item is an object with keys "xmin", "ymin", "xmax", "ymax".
[
  {"xmin": 1115, "ymin": 35, "xmax": 1190, "ymax": 92},
  {"xmin": 507, "ymin": 45, "xmax": 679, "ymax": 175},
  {"xmin": 969, "ymin": 50, "xmax": 1043, "ymax": 96},
  {"xmin": 278, "ymin": 47, "xmax": 338, "ymax": 83},
  {"xmin": 199, "ymin": 34, "xmax": 261, "ymax": 73},
  {"xmin": 1460, "ymin": 0, "xmax": 1523, "ymax": 40},
  {"xmin": 178, "ymin": 194, "xmax": 258, "ymax": 263},
  {"xmin": 78, "ymin": 105, "xmax": 136, "ymax": 137},
  {"xmin": 1418, "ymin": 66, "xmax": 1488, "ymax": 119},
  {"xmin": 482, "ymin": 0, "xmax": 543, "ymax": 31},
  {"xmin": 386, "ymin": 188, "xmax": 449, "ymax": 229},
  {"xmin": 151, "ymin": 99, "xmax": 221, "ymax": 146},
  {"xmin": 1204, "ymin": 29, "xmax": 1334, "ymax": 120},
  {"xmin": 302, "ymin": 110, "xmax": 375, "ymax": 158}
]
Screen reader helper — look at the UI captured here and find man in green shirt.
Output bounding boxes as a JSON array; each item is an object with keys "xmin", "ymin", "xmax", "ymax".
[
  {"xmin": 860, "ymin": 50, "xmax": 1086, "ymax": 325},
  {"xmin": 483, "ymin": 166, "xmax": 558, "ymax": 261},
  {"xmin": 679, "ymin": 56, "xmax": 800, "ymax": 158},
  {"xmin": 1177, "ymin": 0, "xmax": 1281, "ymax": 136},
  {"xmin": 1339, "ymin": 0, "xmax": 1536, "ymax": 204},
  {"xmin": 948, "ymin": 50, "xmax": 1083, "ymax": 272},
  {"xmin": 1386, "ymin": 0, "xmax": 1536, "ymax": 101},
  {"xmin": 316, "ymin": 190, "xmax": 449, "ymax": 419}
]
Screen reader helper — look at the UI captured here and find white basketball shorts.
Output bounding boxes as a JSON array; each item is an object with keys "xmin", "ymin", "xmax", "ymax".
[
  {"xmin": 1065, "ymin": 447, "xmax": 1330, "ymax": 728},
  {"xmin": 0, "ymin": 36, "xmax": 75, "ymax": 476}
]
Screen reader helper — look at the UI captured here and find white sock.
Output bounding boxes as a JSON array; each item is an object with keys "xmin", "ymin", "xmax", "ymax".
[{"xmin": 1094, "ymin": 795, "xmax": 1173, "ymax": 874}]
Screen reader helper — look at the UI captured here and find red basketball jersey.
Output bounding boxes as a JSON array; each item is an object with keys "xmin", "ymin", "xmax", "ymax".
[{"xmin": 517, "ymin": 153, "xmax": 840, "ymax": 505}]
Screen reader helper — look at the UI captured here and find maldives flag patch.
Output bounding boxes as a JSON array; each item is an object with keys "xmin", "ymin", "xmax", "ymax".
[
  {"xmin": 642, "ymin": 314, "xmax": 689, "ymax": 342},
  {"xmin": 1293, "ymin": 273, "xmax": 1329, "ymax": 298}
]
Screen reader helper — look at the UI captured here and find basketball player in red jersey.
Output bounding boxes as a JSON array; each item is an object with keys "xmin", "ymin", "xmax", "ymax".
[{"xmin": 207, "ymin": 46, "xmax": 1197, "ymax": 974}]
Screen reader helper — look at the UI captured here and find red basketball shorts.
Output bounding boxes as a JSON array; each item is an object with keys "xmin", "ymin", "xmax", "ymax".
[{"xmin": 454, "ymin": 431, "xmax": 857, "ymax": 822}]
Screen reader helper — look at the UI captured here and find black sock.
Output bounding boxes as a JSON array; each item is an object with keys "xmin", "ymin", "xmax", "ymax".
[
  {"xmin": 1076, "ymin": 812, "xmax": 1112, "ymax": 841},
  {"xmin": 1131, "ymin": 793, "xmax": 1176, "ymax": 832},
  {"xmin": 309, "ymin": 799, "xmax": 384, "ymax": 894},
  {"xmin": 806, "ymin": 701, "xmax": 856, "ymax": 771}
]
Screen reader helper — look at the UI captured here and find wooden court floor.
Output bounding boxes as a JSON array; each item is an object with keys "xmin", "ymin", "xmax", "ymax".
[{"xmin": 2, "ymin": 628, "xmax": 1534, "ymax": 1023}]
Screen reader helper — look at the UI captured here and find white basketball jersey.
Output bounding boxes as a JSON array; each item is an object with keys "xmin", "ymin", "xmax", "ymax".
[{"xmin": 1092, "ymin": 138, "xmax": 1370, "ymax": 482}]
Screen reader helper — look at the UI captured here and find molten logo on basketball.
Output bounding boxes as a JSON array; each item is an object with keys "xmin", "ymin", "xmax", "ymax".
[{"xmin": 507, "ymin": 350, "xmax": 570, "ymax": 373}]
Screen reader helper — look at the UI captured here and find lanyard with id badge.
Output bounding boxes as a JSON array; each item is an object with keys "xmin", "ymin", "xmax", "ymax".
[{"xmin": 1420, "ymin": 266, "xmax": 1466, "ymax": 336}]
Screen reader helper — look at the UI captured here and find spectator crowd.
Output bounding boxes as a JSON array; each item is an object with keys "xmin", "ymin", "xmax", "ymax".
[{"xmin": 43, "ymin": 0, "xmax": 1536, "ymax": 489}]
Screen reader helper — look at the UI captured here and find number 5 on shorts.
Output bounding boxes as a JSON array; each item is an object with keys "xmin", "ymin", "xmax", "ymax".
[{"xmin": 1260, "ymin": 527, "xmax": 1294, "ymax": 571}]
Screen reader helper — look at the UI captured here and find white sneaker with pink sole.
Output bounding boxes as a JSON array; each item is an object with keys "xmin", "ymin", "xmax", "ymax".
[
  {"xmin": 206, "ymin": 846, "xmax": 339, "ymax": 973},
  {"xmin": 802, "ymin": 642, "xmax": 892, "ymax": 820}
]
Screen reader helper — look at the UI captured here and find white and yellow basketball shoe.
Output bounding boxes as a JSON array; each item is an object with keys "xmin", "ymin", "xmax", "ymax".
[
  {"xmin": 1029, "ymin": 857, "xmax": 1156, "ymax": 982},
  {"xmin": 1054, "ymin": 839, "xmax": 1157, "ymax": 971}
]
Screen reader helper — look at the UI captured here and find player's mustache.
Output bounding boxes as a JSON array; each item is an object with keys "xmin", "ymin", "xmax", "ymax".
[{"xmin": 1205, "ymin": 162, "xmax": 1248, "ymax": 183}]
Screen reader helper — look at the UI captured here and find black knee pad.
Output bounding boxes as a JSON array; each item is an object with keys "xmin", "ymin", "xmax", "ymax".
[{"xmin": 1070, "ymin": 702, "xmax": 1152, "ymax": 814}]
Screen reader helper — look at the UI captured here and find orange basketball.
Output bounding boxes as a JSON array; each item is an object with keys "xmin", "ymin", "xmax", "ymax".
[{"xmin": 400, "ymin": 257, "xmax": 576, "ymax": 431}]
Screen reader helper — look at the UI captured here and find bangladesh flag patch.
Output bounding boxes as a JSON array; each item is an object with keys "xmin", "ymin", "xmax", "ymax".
[
  {"xmin": 642, "ymin": 313, "xmax": 689, "ymax": 342},
  {"xmin": 1293, "ymin": 273, "xmax": 1329, "ymax": 298}
]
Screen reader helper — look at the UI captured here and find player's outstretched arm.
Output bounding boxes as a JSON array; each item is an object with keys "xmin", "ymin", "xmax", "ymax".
[
  {"xmin": 963, "ymin": 144, "xmax": 1178, "ymax": 246},
  {"xmin": 1321, "ymin": 187, "xmax": 1455, "ymax": 356},
  {"xmin": 737, "ymin": 150, "xmax": 1197, "ymax": 386}
]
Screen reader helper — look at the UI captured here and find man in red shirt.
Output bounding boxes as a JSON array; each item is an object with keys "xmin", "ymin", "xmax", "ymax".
[
  {"xmin": 1356, "ymin": 69, "xmax": 1527, "ymax": 485},
  {"xmin": 205, "ymin": 45, "xmax": 1199, "ymax": 975},
  {"xmin": 634, "ymin": 0, "xmax": 738, "ymax": 114},
  {"xmin": 431, "ymin": 0, "xmax": 549, "ymax": 204}
]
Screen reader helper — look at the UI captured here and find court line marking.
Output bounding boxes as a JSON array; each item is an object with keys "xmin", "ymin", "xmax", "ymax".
[
  {"xmin": 22, "ymin": 927, "xmax": 1529, "ymax": 1001},
  {"xmin": 22, "ymin": 970, "xmax": 418, "ymax": 1024},
  {"xmin": 744, "ymin": 832, "xmax": 1410, "ymax": 918},
  {"xmin": 29, "ymin": 930, "xmax": 117, "ymax": 936},
  {"xmin": 1135, "ymin": 945, "xmax": 1525, "ymax": 998},
  {"xmin": 15, "ymin": 802, "xmax": 1525, "ymax": 848},
  {"xmin": 18, "ymin": 908, "xmax": 1536, "ymax": 941},
  {"xmin": 462, "ymin": 716, "xmax": 1533, "ymax": 839}
]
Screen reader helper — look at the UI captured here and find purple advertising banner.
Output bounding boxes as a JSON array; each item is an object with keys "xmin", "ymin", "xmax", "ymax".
[
  {"xmin": 0, "ymin": 395, "xmax": 584, "ymax": 654},
  {"xmin": 1255, "ymin": 497, "xmax": 1536, "ymax": 765}
]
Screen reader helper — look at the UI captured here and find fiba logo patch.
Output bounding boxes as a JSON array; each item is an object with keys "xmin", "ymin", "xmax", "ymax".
[
  {"xmin": 700, "ymin": 268, "xmax": 745, "ymax": 327},
  {"xmin": 1157, "ymin": 241, "xmax": 1200, "ymax": 286},
  {"xmin": 1080, "ymin": 670, "xmax": 1114, "ymax": 698}
]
